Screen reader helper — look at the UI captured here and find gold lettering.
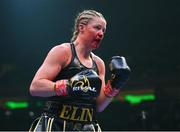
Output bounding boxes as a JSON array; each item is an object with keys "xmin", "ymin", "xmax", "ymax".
[
  {"xmin": 80, "ymin": 108, "xmax": 86, "ymax": 121},
  {"xmin": 80, "ymin": 108, "xmax": 93, "ymax": 121},
  {"xmin": 86, "ymin": 108, "xmax": 93, "ymax": 121},
  {"xmin": 59, "ymin": 105, "xmax": 94, "ymax": 122},
  {"xmin": 59, "ymin": 105, "xmax": 71, "ymax": 119},
  {"xmin": 70, "ymin": 106, "xmax": 80, "ymax": 121}
]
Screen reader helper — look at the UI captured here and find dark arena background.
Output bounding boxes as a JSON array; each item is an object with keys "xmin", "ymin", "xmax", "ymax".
[{"xmin": 0, "ymin": 0, "xmax": 180, "ymax": 131}]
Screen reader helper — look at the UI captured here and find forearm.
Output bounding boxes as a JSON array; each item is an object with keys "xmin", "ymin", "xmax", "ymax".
[
  {"xmin": 96, "ymin": 80, "xmax": 120, "ymax": 112},
  {"xmin": 96, "ymin": 92, "xmax": 113, "ymax": 112},
  {"xmin": 30, "ymin": 79, "xmax": 56, "ymax": 97}
]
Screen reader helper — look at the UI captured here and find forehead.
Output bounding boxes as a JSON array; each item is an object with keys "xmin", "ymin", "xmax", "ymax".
[{"xmin": 88, "ymin": 16, "xmax": 107, "ymax": 26}]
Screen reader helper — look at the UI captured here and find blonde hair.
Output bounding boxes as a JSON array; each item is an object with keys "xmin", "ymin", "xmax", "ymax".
[{"xmin": 71, "ymin": 10, "xmax": 106, "ymax": 42}]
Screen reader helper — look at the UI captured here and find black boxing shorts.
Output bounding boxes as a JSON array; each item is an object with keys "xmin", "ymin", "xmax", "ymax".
[{"xmin": 29, "ymin": 101, "xmax": 102, "ymax": 131}]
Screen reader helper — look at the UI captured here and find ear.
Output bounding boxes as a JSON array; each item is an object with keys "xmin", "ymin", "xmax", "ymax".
[{"xmin": 78, "ymin": 24, "xmax": 85, "ymax": 32}]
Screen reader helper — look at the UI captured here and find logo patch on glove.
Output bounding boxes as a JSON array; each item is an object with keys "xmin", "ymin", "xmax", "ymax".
[{"xmin": 71, "ymin": 75, "xmax": 97, "ymax": 93}]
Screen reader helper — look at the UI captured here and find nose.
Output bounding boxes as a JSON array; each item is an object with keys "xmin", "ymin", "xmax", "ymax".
[{"xmin": 97, "ymin": 30, "xmax": 104, "ymax": 38}]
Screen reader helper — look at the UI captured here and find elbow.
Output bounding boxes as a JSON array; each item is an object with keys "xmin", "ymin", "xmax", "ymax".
[
  {"xmin": 96, "ymin": 106, "xmax": 105, "ymax": 113},
  {"xmin": 29, "ymin": 82, "xmax": 37, "ymax": 96},
  {"xmin": 29, "ymin": 89, "xmax": 35, "ymax": 96}
]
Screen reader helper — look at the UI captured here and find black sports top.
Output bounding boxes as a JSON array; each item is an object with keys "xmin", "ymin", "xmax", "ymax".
[
  {"xmin": 54, "ymin": 43, "xmax": 99, "ymax": 81},
  {"xmin": 48, "ymin": 43, "xmax": 99, "ymax": 102}
]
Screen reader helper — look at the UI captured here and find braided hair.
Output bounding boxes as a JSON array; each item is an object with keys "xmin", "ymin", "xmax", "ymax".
[{"xmin": 71, "ymin": 10, "xmax": 106, "ymax": 42}]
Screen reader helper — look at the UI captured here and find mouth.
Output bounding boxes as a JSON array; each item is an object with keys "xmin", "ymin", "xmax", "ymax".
[
  {"xmin": 95, "ymin": 39, "xmax": 100, "ymax": 43},
  {"xmin": 92, "ymin": 39, "xmax": 101, "ymax": 49},
  {"xmin": 95, "ymin": 38, "xmax": 102, "ymax": 43}
]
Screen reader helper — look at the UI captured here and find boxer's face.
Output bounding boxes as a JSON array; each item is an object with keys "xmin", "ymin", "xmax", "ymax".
[{"xmin": 81, "ymin": 17, "xmax": 106, "ymax": 49}]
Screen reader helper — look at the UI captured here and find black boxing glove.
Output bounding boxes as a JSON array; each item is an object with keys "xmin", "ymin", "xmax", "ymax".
[
  {"xmin": 104, "ymin": 56, "xmax": 131, "ymax": 97},
  {"xmin": 109, "ymin": 56, "xmax": 131, "ymax": 88},
  {"xmin": 54, "ymin": 69, "xmax": 102, "ymax": 98}
]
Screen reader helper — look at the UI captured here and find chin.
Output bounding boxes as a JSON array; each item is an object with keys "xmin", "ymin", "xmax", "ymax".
[
  {"xmin": 92, "ymin": 41, "xmax": 101, "ymax": 49},
  {"xmin": 92, "ymin": 44, "xmax": 100, "ymax": 49}
]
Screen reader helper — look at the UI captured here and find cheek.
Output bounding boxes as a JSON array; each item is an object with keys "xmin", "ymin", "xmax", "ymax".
[
  {"xmin": 87, "ymin": 28, "xmax": 97, "ymax": 35},
  {"xmin": 86, "ymin": 32, "xmax": 96, "ymax": 40}
]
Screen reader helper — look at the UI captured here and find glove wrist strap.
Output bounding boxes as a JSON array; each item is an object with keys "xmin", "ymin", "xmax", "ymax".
[
  {"xmin": 54, "ymin": 80, "xmax": 68, "ymax": 96},
  {"xmin": 104, "ymin": 80, "xmax": 120, "ymax": 98}
]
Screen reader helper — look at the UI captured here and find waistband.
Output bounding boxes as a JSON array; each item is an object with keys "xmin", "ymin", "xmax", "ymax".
[{"xmin": 43, "ymin": 101, "xmax": 97, "ymax": 124}]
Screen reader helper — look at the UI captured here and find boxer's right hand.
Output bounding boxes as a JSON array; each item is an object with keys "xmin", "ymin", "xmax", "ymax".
[{"xmin": 54, "ymin": 69, "xmax": 102, "ymax": 98}]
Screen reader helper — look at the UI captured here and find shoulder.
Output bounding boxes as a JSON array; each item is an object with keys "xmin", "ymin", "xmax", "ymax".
[
  {"xmin": 91, "ymin": 53, "xmax": 105, "ymax": 66},
  {"xmin": 47, "ymin": 43, "xmax": 71, "ymax": 58},
  {"xmin": 91, "ymin": 53, "xmax": 105, "ymax": 73},
  {"xmin": 45, "ymin": 43, "xmax": 72, "ymax": 68},
  {"xmin": 50, "ymin": 43, "xmax": 71, "ymax": 53}
]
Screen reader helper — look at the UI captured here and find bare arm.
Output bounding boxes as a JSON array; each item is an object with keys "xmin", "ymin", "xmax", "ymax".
[
  {"xmin": 92, "ymin": 54, "xmax": 113, "ymax": 112},
  {"xmin": 29, "ymin": 43, "xmax": 71, "ymax": 97}
]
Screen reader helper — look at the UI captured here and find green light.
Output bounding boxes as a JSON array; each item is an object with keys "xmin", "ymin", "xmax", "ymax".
[
  {"xmin": 124, "ymin": 94, "xmax": 155, "ymax": 105},
  {"xmin": 5, "ymin": 101, "xmax": 29, "ymax": 109}
]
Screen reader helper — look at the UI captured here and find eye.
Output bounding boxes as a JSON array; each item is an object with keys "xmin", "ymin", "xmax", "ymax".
[
  {"xmin": 94, "ymin": 25, "xmax": 106, "ymax": 33},
  {"xmin": 94, "ymin": 25, "xmax": 101, "ymax": 30}
]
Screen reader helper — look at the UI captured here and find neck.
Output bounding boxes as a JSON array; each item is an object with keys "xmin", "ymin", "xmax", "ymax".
[{"xmin": 73, "ymin": 39, "xmax": 92, "ymax": 59}]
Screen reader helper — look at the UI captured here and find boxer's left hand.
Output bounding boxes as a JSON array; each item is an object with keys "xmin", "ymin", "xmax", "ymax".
[
  {"xmin": 109, "ymin": 56, "xmax": 131, "ymax": 89},
  {"xmin": 104, "ymin": 56, "xmax": 131, "ymax": 97}
]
